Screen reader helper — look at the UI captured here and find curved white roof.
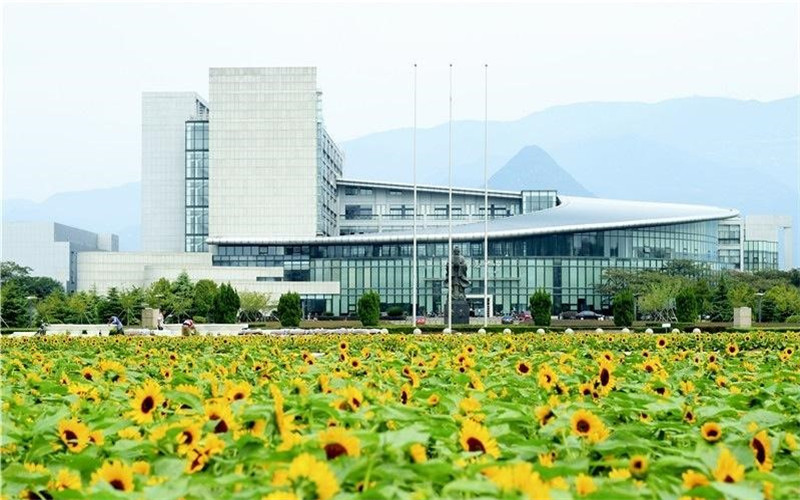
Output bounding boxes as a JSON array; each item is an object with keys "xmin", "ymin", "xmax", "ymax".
[{"xmin": 207, "ymin": 196, "xmax": 738, "ymax": 245}]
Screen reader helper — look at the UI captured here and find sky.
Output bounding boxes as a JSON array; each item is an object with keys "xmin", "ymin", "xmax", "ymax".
[{"xmin": 2, "ymin": 1, "xmax": 799, "ymax": 201}]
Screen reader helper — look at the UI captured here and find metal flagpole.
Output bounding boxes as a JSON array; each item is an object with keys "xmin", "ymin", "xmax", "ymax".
[
  {"xmin": 483, "ymin": 64, "xmax": 489, "ymax": 329},
  {"xmin": 412, "ymin": 64, "xmax": 418, "ymax": 330},
  {"xmin": 447, "ymin": 63, "xmax": 453, "ymax": 333}
]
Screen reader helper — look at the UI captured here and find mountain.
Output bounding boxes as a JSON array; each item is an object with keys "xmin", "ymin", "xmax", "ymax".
[
  {"xmin": 2, "ymin": 182, "xmax": 141, "ymax": 251},
  {"xmin": 488, "ymin": 145, "xmax": 592, "ymax": 196}
]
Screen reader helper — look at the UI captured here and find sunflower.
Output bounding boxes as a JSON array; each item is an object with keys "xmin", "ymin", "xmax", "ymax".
[
  {"xmin": 399, "ymin": 384, "xmax": 412, "ymax": 405},
  {"xmin": 176, "ymin": 422, "xmax": 202, "ymax": 454},
  {"xmin": 629, "ymin": 455, "xmax": 648, "ymax": 477},
  {"xmin": 49, "ymin": 468, "xmax": 82, "ymax": 491},
  {"xmin": 516, "ymin": 361, "xmax": 531, "ymax": 375},
  {"xmin": 337, "ymin": 386, "xmax": 364, "ymax": 411},
  {"xmin": 224, "ymin": 380, "xmax": 252, "ymax": 402},
  {"xmin": 570, "ymin": 409, "xmax": 601, "ymax": 438},
  {"xmin": 655, "ymin": 336, "xmax": 668, "ymax": 349},
  {"xmin": 750, "ymin": 430, "xmax": 773, "ymax": 472},
  {"xmin": 535, "ymin": 405, "xmax": 556, "ymax": 426},
  {"xmin": 701, "ymin": 422, "xmax": 722, "ymax": 443},
  {"xmin": 459, "ymin": 418, "xmax": 500, "ymax": 458},
  {"xmin": 91, "ymin": 460, "xmax": 134, "ymax": 492},
  {"xmin": 713, "ymin": 447, "xmax": 745, "ymax": 483},
  {"xmin": 279, "ymin": 453, "xmax": 340, "ymax": 500},
  {"xmin": 129, "ymin": 380, "xmax": 164, "ymax": 424},
  {"xmin": 682, "ymin": 470, "xmax": 709, "ymax": 489},
  {"xmin": 318, "ymin": 427, "xmax": 361, "ymax": 460},
  {"xmin": 608, "ymin": 468, "xmax": 631, "ymax": 480},
  {"xmin": 205, "ymin": 402, "xmax": 236, "ymax": 433},
  {"xmin": 58, "ymin": 418, "xmax": 90, "ymax": 453},
  {"xmin": 683, "ymin": 408, "xmax": 696, "ymax": 424},
  {"xmin": 575, "ymin": 474, "xmax": 597, "ymax": 496},
  {"xmin": 427, "ymin": 394, "xmax": 440, "ymax": 406},
  {"xmin": 409, "ymin": 443, "xmax": 427, "ymax": 463},
  {"xmin": 726, "ymin": 343, "xmax": 739, "ymax": 356},
  {"xmin": 597, "ymin": 359, "xmax": 615, "ymax": 389},
  {"xmin": 537, "ymin": 364, "xmax": 558, "ymax": 390}
]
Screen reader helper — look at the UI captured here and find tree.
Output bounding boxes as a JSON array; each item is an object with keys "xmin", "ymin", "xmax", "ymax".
[
  {"xmin": 239, "ymin": 291, "xmax": 270, "ymax": 322},
  {"xmin": 193, "ymin": 279, "xmax": 218, "ymax": 318},
  {"xmin": 529, "ymin": 290, "xmax": 552, "ymax": 326},
  {"xmin": 34, "ymin": 290, "xmax": 70, "ymax": 324},
  {"xmin": 64, "ymin": 291, "xmax": 99, "ymax": 324},
  {"xmin": 709, "ymin": 278, "xmax": 732, "ymax": 322},
  {"xmin": 276, "ymin": 292, "xmax": 302, "ymax": 327},
  {"xmin": 675, "ymin": 288, "xmax": 698, "ymax": 323},
  {"xmin": 612, "ymin": 289, "xmax": 635, "ymax": 327},
  {"xmin": 1, "ymin": 261, "xmax": 63, "ymax": 298},
  {"xmin": 357, "ymin": 290, "xmax": 381, "ymax": 327},
  {"xmin": 171, "ymin": 272, "xmax": 194, "ymax": 321},
  {"xmin": 146, "ymin": 278, "xmax": 175, "ymax": 319},
  {"xmin": 210, "ymin": 284, "xmax": 240, "ymax": 323},
  {"xmin": 119, "ymin": 287, "xmax": 145, "ymax": 325},
  {"xmin": 1, "ymin": 282, "xmax": 31, "ymax": 327},
  {"xmin": 760, "ymin": 295, "xmax": 778, "ymax": 323},
  {"xmin": 1, "ymin": 261, "xmax": 32, "ymax": 283},
  {"xmin": 764, "ymin": 284, "xmax": 800, "ymax": 322},
  {"xmin": 728, "ymin": 283, "xmax": 755, "ymax": 310},
  {"xmin": 638, "ymin": 276, "xmax": 683, "ymax": 322},
  {"xmin": 97, "ymin": 287, "xmax": 123, "ymax": 322}
]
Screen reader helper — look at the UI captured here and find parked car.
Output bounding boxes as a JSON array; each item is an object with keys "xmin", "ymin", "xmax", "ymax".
[
  {"xmin": 559, "ymin": 310, "xmax": 578, "ymax": 320},
  {"xmin": 501, "ymin": 315, "xmax": 515, "ymax": 325},
  {"xmin": 576, "ymin": 310, "xmax": 604, "ymax": 320},
  {"xmin": 415, "ymin": 316, "xmax": 426, "ymax": 326},
  {"xmin": 518, "ymin": 311, "xmax": 532, "ymax": 322}
]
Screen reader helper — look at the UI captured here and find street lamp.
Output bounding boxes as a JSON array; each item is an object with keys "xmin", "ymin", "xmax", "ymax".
[{"xmin": 755, "ymin": 292, "xmax": 765, "ymax": 324}]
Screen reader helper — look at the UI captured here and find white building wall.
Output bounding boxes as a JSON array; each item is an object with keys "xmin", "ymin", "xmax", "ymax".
[
  {"xmin": 77, "ymin": 251, "xmax": 340, "ymax": 297},
  {"xmin": 745, "ymin": 215, "xmax": 793, "ymax": 270},
  {"xmin": 141, "ymin": 92, "xmax": 205, "ymax": 253},
  {"xmin": 208, "ymin": 67, "xmax": 319, "ymax": 240}
]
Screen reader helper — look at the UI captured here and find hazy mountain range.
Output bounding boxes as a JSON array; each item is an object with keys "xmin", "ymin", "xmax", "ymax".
[{"xmin": 3, "ymin": 96, "xmax": 797, "ymax": 258}]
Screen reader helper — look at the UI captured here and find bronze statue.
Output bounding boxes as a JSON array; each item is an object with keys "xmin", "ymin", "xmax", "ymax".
[{"xmin": 444, "ymin": 246, "xmax": 471, "ymax": 299}]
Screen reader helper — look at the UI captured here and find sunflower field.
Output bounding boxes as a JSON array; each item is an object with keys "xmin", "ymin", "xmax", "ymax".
[{"xmin": 1, "ymin": 332, "xmax": 799, "ymax": 500}]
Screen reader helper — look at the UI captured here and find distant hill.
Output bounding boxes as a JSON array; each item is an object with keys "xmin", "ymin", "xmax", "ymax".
[
  {"xmin": 2, "ymin": 182, "xmax": 141, "ymax": 251},
  {"xmin": 488, "ymin": 145, "xmax": 592, "ymax": 196}
]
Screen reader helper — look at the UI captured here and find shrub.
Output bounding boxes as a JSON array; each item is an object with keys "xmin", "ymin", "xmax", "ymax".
[
  {"xmin": 529, "ymin": 290, "xmax": 552, "ymax": 327},
  {"xmin": 193, "ymin": 316, "xmax": 206, "ymax": 324},
  {"xmin": 276, "ymin": 292, "xmax": 302, "ymax": 328},
  {"xmin": 675, "ymin": 288, "xmax": 698, "ymax": 323},
  {"xmin": 358, "ymin": 291, "xmax": 381, "ymax": 327},
  {"xmin": 612, "ymin": 290, "xmax": 635, "ymax": 327},
  {"xmin": 785, "ymin": 314, "xmax": 800, "ymax": 324},
  {"xmin": 210, "ymin": 283, "xmax": 241, "ymax": 324},
  {"xmin": 387, "ymin": 305, "xmax": 405, "ymax": 318}
]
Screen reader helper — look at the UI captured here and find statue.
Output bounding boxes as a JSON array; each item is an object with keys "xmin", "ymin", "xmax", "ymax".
[{"xmin": 444, "ymin": 246, "xmax": 471, "ymax": 300}]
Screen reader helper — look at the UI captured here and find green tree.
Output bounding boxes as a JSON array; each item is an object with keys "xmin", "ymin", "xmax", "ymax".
[
  {"xmin": 146, "ymin": 278, "xmax": 175, "ymax": 319},
  {"xmin": 171, "ymin": 272, "xmax": 194, "ymax": 321},
  {"xmin": 357, "ymin": 290, "xmax": 381, "ymax": 327},
  {"xmin": 728, "ymin": 283, "xmax": 755, "ymax": 310},
  {"xmin": 1, "ymin": 261, "xmax": 63, "ymax": 298},
  {"xmin": 210, "ymin": 283, "xmax": 240, "ymax": 323},
  {"xmin": 675, "ymin": 288, "xmax": 698, "ymax": 323},
  {"xmin": 64, "ymin": 291, "xmax": 99, "ymax": 324},
  {"xmin": 192, "ymin": 279, "xmax": 218, "ymax": 318},
  {"xmin": 119, "ymin": 287, "xmax": 145, "ymax": 325},
  {"xmin": 764, "ymin": 284, "xmax": 800, "ymax": 322},
  {"xmin": 638, "ymin": 275, "xmax": 683, "ymax": 322},
  {"xmin": 239, "ymin": 291, "xmax": 271, "ymax": 322},
  {"xmin": 0, "ymin": 282, "xmax": 31, "ymax": 327},
  {"xmin": 97, "ymin": 287, "xmax": 123, "ymax": 322},
  {"xmin": 760, "ymin": 295, "xmax": 777, "ymax": 322},
  {"xmin": 35, "ymin": 290, "xmax": 70, "ymax": 324},
  {"xmin": 612, "ymin": 289, "xmax": 635, "ymax": 327},
  {"xmin": 709, "ymin": 278, "xmax": 732, "ymax": 322},
  {"xmin": 529, "ymin": 290, "xmax": 552, "ymax": 326},
  {"xmin": 276, "ymin": 292, "xmax": 303, "ymax": 327}
]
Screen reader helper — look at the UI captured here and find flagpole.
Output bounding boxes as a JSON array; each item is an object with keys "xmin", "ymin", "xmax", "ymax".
[
  {"xmin": 483, "ymin": 63, "xmax": 489, "ymax": 329},
  {"xmin": 412, "ymin": 63, "xmax": 418, "ymax": 330},
  {"xmin": 447, "ymin": 63, "xmax": 453, "ymax": 333}
]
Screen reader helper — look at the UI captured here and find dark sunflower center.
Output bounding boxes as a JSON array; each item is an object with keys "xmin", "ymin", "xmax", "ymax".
[
  {"xmin": 545, "ymin": 374, "xmax": 552, "ymax": 383},
  {"xmin": 633, "ymin": 460, "xmax": 643, "ymax": 470},
  {"xmin": 707, "ymin": 429, "xmax": 719, "ymax": 438},
  {"xmin": 655, "ymin": 387, "xmax": 666, "ymax": 395},
  {"xmin": 576, "ymin": 420, "xmax": 590, "ymax": 433},
  {"xmin": 214, "ymin": 420, "xmax": 229, "ymax": 433},
  {"xmin": 600, "ymin": 369, "xmax": 610, "ymax": 386},
  {"xmin": 324, "ymin": 442, "xmax": 347, "ymax": 460},
  {"xmin": 64, "ymin": 430, "xmax": 78, "ymax": 443},
  {"xmin": 466, "ymin": 437, "xmax": 486, "ymax": 453},
  {"xmin": 351, "ymin": 398, "xmax": 361, "ymax": 408},
  {"xmin": 233, "ymin": 393, "xmax": 244, "ymax": 400},
  {"xmin": 752, "ymin": 439, "xmax": 766, "ymax": 464},
  {"xmin": 519, "ymin": 364, "xmax": 530, "ymax": 374},
  {"xmin": 543, "ymin": 411, "xmax": 554, "ymax": 424},
  {"xmin": 724, "ymin": 474, "xmax": 735, "ymax": 483},
  {"xmin": 109, "ymin": 479, "xmax": 126, "ymax": 491},
  {"xmin": 84, "ymin": 373, "xmax": 93, "ymax": 380},
  {"xmin": 400, "ymin": 391, "xmax": 408, "ymax": 404},
  {"xmin": 182, "ymin": 430, "xmax": 194, "ymax": 444},
  {"xmin": 141, "ymin": 396, "xmax": 154, "ymax": 413},
  {"xmin": 686, "ymin": 412, "xmax": 693, "ymax": 420}
]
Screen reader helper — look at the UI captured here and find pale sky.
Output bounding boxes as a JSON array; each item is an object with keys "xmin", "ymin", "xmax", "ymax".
[{"xmin": 3, "ymin": 1, "xmax": 799, "ymax": 201}]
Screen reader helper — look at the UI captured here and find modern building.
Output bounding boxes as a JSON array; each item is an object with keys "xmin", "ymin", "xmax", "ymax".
[
  {"xmin": 74, "ymin": 66, "xmax": 794, "ymax": 317},
  {"xmin": 717, "ymin": 216, "xmax": 793, "ymax": 271},
  {"xmin": 2, "ymin": 221, "xmax": 118, "ymax": 292}
]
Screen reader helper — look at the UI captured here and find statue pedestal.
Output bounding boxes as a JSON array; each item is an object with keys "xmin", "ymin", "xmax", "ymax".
[{"xmin": 446, "ymin": 298, "xmax": 471, "ymax": 326}]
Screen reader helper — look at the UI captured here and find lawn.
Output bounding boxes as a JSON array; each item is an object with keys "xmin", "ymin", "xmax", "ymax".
[{"xmin": 1, "ymin": 332, "xmax": 798, "ymax": 499}]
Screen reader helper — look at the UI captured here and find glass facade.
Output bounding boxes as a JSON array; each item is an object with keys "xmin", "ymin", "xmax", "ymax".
[
  {"xmin": 743, "ymin": 240, "xmax": 778, "ymax": 271},
  {"xmin": 522, "ymin": 190, "xmax": 558, "ymax": 213},
  {"xmin": 185, "ymin": 120, "xmax": 209, "ymax": 252},
  {"xmin": 212, "ymin": 221, "xmax": 726, "ymax": 316}
]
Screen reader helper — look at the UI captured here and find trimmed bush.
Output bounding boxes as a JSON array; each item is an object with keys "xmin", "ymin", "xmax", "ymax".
[
  {"xmin": 675, "ymin": 288, "xmax": 698, "ymax": 323},
  {"xmin": 529, "ymin": 290, "xmax": 552, "ymax": 327},
  {"xmin": 358, "ymin": 291, "xmax": 381, "ymax": 327},
  {"xmin": 276, "ymin": 292, "xmax": 302, "ymax": 328},
  {"xmin": 387, "ymin": 305, "xmax": 405, "ymax": 319},
  {"xmin": 786, "ymin": 314, "xmax": 800, "ymax": 324},
  {"xmin": 612, "ymin": 290, "xmax": 635, "ymax": 327}
]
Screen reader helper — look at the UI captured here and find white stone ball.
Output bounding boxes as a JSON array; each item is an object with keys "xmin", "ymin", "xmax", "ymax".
[
  {"xmin": 565, "ymin": 328, "xmax": 574, "ymax": 334},
  {"xmin": 503, "ymin": 328, "xmax": 512, "ymax": 335},
  {"xmin": 692, "ymin": 328, "xmax": 701, "ymax": 334},
  {"xmin": 380, "ymin": 328, "xmax": 389, "ymax": 334},
  {"xmin": 645, "ymin": 328, "xmax": 654, "ymax": 334},
  {"xmin": 412, "ymin": 328, "xmax": 422, "ymax": 335},
  {"xmin": 671, "ymin": 328, "xmax": 680, "ymax": 334},
  {"xmin": 443, "ymin": 328, "xmax": 452, "ymax": 334},
  {"xmin": 536, "ymin": 328, "xmax": 545, "ymax": 334},
  {"xmin": 595, "ymin": 328, "xmax": 604, "ymax": 334},
  {"xmin": 477, "ymin": 328, "xmax": 486, "ymax": 334},
  {"xmin": 622, "ymin": 327, "xmax": 630, "ymax": 333}
]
